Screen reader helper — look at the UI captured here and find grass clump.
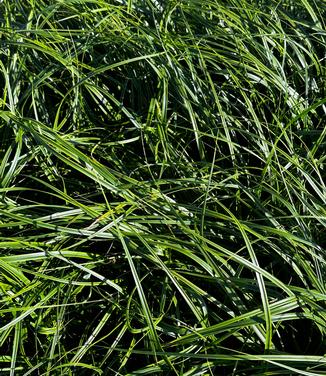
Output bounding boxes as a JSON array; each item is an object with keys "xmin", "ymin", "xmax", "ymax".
[{"xmin": 0, "ymin": 0, "xmax": 325, "ymax": 374}]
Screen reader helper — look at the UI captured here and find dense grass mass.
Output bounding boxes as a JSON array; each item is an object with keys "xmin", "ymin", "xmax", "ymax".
[{"xmin": 0, "ymin": 0, "xmax": 326, "ymax": 374}]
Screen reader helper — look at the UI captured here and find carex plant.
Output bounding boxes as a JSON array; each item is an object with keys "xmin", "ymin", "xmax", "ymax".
[{"xmin": 0, "ymin": 0, "xmax": 325, "ymax": 375}]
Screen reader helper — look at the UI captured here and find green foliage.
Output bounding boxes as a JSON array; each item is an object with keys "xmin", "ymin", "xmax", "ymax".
[{"xmin": 0, "ymin": 0, "xmax": 325, "ymax": 374}]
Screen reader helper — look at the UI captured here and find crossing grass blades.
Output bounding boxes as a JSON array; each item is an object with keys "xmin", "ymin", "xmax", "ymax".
[{"xmin": 0, "ymin": 0, "xmax": 325, "ymax": 374}]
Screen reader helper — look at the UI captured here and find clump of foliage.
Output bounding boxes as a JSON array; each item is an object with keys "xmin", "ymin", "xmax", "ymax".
[{"xmin": 0, "ymin": 0, "xmax": 325, "ymax": 374}]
